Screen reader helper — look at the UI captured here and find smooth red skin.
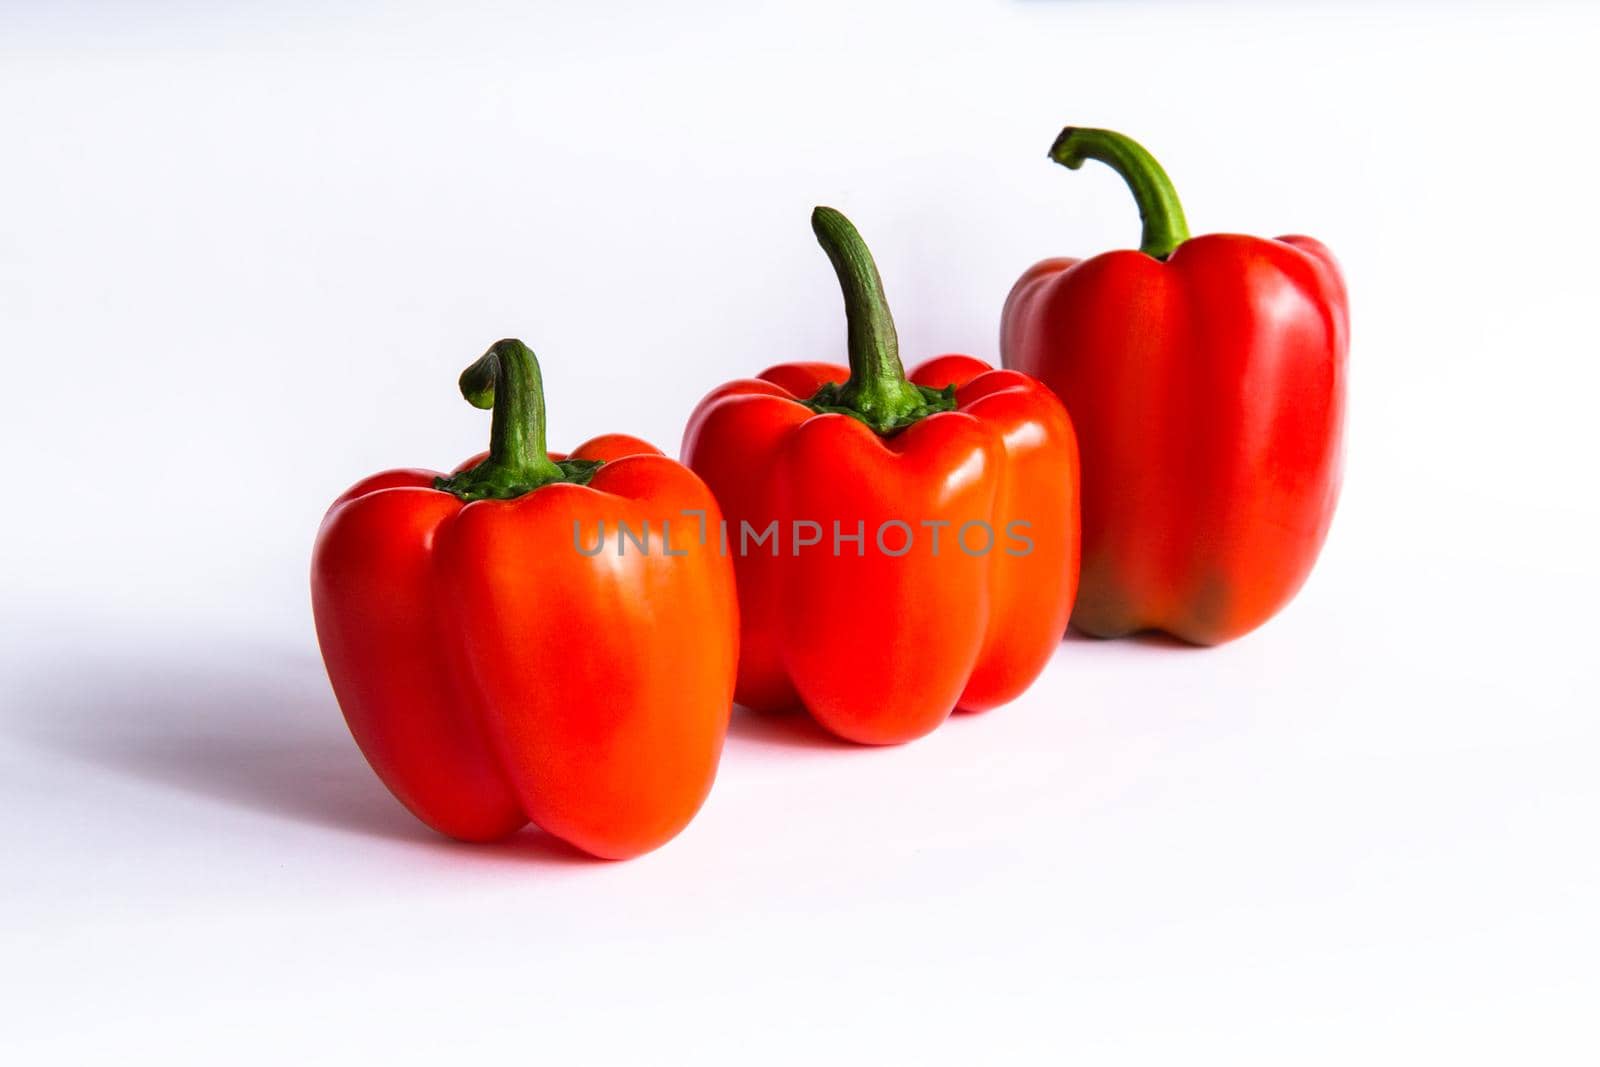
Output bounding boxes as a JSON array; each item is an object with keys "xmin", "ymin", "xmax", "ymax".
[
  {"xmin": 311, "ymin": 434, "xmax": 738, "ymax": 859},
  {"xmin": 1002, "ymin": 233, "xmax": 1348, "ymax": 646},
  {"xmin": 681, "ymin": 357, "xmax": 1079, "ymax": 745}
]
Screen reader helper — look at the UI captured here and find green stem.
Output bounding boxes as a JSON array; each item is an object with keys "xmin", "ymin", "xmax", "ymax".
[
  {"xmin": 435, "ymin": 339, "xmax": 600, "ymax": 502},
  {"xmin": 1049, "ymin": 127, "xmax": 1191, "ymax": 259},
  {"xmin": 806, "ymin": 207, "xmax": 955, "ymax": 434}
]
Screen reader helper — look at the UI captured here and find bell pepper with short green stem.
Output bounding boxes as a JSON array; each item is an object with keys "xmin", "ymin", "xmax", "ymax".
[{"xmin": 312, "ymin": 340, "xmax": 738, "ymax": 859}]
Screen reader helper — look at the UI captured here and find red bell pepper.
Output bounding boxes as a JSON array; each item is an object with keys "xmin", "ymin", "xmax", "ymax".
[
  {"xmin": 683, "ymin": 208, "xmax": 1079, "ymax": 745},
  {"xmin": 1002, "ymin": 127, "xmax": 1347, "ymax": 645},
  {"xmin": 311, "ymin": 340, "xmax": 737, "ymax": 859}
]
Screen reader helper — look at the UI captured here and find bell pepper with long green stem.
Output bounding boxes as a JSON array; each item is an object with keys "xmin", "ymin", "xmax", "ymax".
[
  {"xmin": 1003, "ymin": 126, "xmax": 1348, "ymax": 645},
  {"xmin": 683, "ymin": 208, "xmax": 1081, "ymax": 745}
]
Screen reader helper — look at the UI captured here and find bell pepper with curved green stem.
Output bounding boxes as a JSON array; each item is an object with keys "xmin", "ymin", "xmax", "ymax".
[
  {"xmin": 683, "ymin": 208, "xmax": 1080, "ymax": 745},
  {"xmin": 312, "ymin": 339, "xmax": 738, "ymax": 859},
  {"xmin": 1002, "ymin": 126, "xmax": 1348, "ymax": 645}
]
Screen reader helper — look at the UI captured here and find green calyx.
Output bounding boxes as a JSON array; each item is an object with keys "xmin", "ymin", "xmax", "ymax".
[
  {"xmin": 1049, "ymin": 127, "xmax": 1191, "ymax": 260},
  {"xmin": 806, "ymin": 379, "xmax": 955, "ymax": 435},
  {"xmin": 434, "ymin": 339, "xmax": 602, "ymax": 502},
  {"xmin": 804, "ymin": 206, "xmax": 956, "ymax": 435}
]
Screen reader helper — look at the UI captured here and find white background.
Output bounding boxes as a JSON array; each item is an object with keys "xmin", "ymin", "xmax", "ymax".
[{"xmin": 3, "ymin": 1, "xmax": 1597, "ymax": 1062}]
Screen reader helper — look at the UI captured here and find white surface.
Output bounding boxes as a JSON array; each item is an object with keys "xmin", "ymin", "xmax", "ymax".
[{"xmin": 3, "ymin": 1, "xmax": 1598, "ymax": 1063}]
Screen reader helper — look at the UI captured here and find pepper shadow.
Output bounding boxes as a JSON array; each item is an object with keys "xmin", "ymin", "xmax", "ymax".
[
  {"xmin": 724, "ymin": 704, "xmax": 857, "ymax": 753},
  {"xmin": 6, "ymin": 640, "xmax": 590, "ymax": 865},
  {"xmin": 1064, "ymin": 627, "xmax": 1207, "ymax": 651}
]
